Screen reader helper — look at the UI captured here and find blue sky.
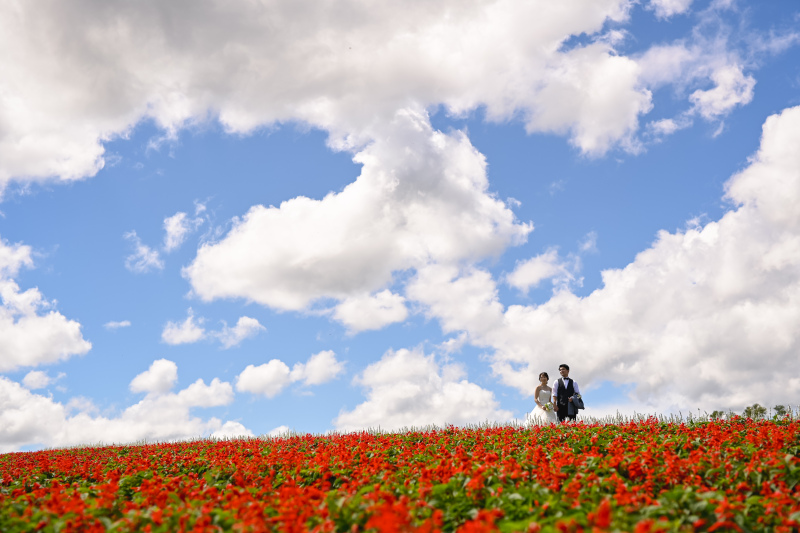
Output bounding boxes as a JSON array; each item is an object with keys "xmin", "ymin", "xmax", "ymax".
[{"xmin": 2, "ymin": 0, "xmax": 800, "ymax": 451}]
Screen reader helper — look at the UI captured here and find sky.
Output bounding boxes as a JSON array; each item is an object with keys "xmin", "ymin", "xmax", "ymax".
[{"xmin": 2, "ymin": 0, "xmax": 800, "ymax": 452}]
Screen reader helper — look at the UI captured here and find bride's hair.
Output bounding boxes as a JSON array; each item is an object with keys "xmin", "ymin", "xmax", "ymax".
[{"xmin": 539, "ymin": 372, "xmax": 549, "ymax": 380}]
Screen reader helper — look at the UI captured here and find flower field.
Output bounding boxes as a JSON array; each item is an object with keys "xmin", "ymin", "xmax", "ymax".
[{"xmin": 1, "ymin": 418, "xmax": 798, "ymax": 532}]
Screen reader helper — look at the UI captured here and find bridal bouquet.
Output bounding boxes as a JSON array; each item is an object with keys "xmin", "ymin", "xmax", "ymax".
[{"xmin": 542, "ymin": 402, "xmax": 554, "ymax": 412}]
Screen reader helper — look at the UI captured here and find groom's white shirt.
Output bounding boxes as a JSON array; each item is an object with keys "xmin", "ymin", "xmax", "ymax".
[{"xmin": 552, "ymin": 377, "xmax": 580, "ymax": 402}]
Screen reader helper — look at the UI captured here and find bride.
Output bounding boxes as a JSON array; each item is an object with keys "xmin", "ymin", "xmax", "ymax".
[{"xmin": 528, "ymin": 372, "xmax": 558, "ymax": 425}]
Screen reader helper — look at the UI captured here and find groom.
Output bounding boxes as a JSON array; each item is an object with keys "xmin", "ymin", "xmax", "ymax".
[{"xmin": 552, "ymin": 364, "xmax": 581, "ymax": 423}]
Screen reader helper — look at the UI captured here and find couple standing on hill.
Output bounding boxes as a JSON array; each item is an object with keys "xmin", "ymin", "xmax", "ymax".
[{"xmin": 529, "ymin": 364, "xmax": 582, "ymax": 425}]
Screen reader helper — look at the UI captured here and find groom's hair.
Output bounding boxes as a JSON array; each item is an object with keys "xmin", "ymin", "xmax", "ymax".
[{"xmin": 559, "ymin": 364, "xmax": 570, "ymax": 371}]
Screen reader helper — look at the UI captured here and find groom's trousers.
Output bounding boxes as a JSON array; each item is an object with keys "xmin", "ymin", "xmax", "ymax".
[{"xmin": 557, "ymin": 404, "xmax": 576, "ymax": 423}]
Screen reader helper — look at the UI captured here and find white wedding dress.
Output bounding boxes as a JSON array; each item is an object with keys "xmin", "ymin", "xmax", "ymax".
[{"xmin": 528, "ymin": 388, "xmax": 559, "ymax": 425}]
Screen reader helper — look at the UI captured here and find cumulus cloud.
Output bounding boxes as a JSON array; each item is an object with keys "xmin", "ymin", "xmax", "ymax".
[
  {"xmin": 689, "ymin": 64, "xmax": 755, "ymax": 120},
  {"xmin": 104, "ymin": 320, "xmax": 131, "ymax": 330},
  {"xmin": 408, "ymin": 265, "xmax": 505, "ymax": 341},
  {"xmin": 637, "ymin": 44, "xmax": 698, "ymax": 90},
  {"xmin": 176, "ymin": 377, "xmax": 234, "ymax": 408},
  {"xmin": 169, "ymin": 3, "xmax": 767, "ymax": 332},
  {"xmin": 163, "ymin": 212, "xmax": 191, "ymax": 252},
  {"xmin": 123, "ymin": 231, "xmax": 164, "ymax": 273},
  {"xmin": 640, "ymin": 60, "xmax": 756, "ymax": 138},
  {"xmin": 334, "ymin": 348, "xmax": 512, "ymax": 431},
  {"xmin": 161, "ymin": 309, "xmax": 206, "ymax": 345},
  {"xmin": 0, "ymin": 0, "xmax": 670, "ymax": 195},
  {"xmin": 211, "ymin": 421, "xmax": 254, "ymax": 439},
  {"xmin": 506, "ymin": 249, "xmax": 575, "ymax": 294},
  {"xmin": 332, "ymin": 290, "xmax": 408, "ymax": 333},
  {"xmin": 520, "ymin": 43, "xmax": 652, "ymax": 155},
  {"xmin": 236, "ymin": 360, "xmax": 292, "ymax": 399},
  {"xmin": 266, "ymin": 425, "xmax": 291, "ymax": 437},
  {"xmin": 290, "ymin": 350, "xmax": 345, "ymax": 386},
  {"xmin": 648, "ymin": 0, "xmax": 693, "ymax": 19},
  {"xmin": 646, "ymin": 117, "xmax": 693, "ymax": 139},
  {"xmin": 0, "ymin": 239, "xmax": 33, "ymax": 276},
  {"xmin": 408, "ymin": 105, "xmax": 800, "ymax": 414},
  {"xmin": 215, "ymin": 316, "xmax": 265, "ymax": 349},
  {"xmin": 635, "ymin": 19, "xmax": 763, "ymax": 131},
  {"xmin": 185, "ymin": 110, "xmax": 532, "ymax": 313},
  {"xmin": 163, "ymin": 210, "xmax": 205, "ymax": 252},
  {"xmin": 129, "ymin": 358, "xmax": 178, "ymax": 394},
  {"xmin": 22, "ymin": 370, "xmax": 52, "ymax": 390},
  {"xmin": 0, "ymin": 237, "xmax": 91, "ymax": 372},
  {"xmin": 0, "ymin": 290, "xmax": 91, "ymax": 372},
  {"xmin": 0, "ymin": 361, "xmax": 242, "ymax": 452},
  {"xmin": 161, "ymin": 310, "xmax": 263, "ymax": 348},
  {"xmin": 236, "ymin": 350, "xmax": 344, "ymax": 397},
  {"xmin": 437, "ymin": 333, "xmax": 470, "ymax": 357}
]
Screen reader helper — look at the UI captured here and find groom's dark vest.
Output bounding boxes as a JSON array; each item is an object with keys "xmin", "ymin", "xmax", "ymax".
[{"xmin": 556, "ymin": 378, "xmax": 574, "ymax": 407}]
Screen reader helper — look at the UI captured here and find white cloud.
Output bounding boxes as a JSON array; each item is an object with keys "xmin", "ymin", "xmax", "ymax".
[
  {"xmin": 637, "ymin": 44, "xmax": 698, "ymax": 90},
  {"xmin": 236, "ymin": 350, "xmax": 344, "ymax": 397},
  {"xmin": 185, "ymin": 110, "xmax": 532, "ymax": 313},
  {"xmin": 333, "ymin": 290, "xmax": 408, "ymax": 333},
  {"xmin": 638, "ymin": 54, "xmax": 757, "ymax": 140},
  {"xmin": 0, "ymin": 237, "xmax": 91, "ymax": 373},
  {"xmin": 290, "ymin": 350, "xmax": 345, "ymax": 386},
  {"xmin": 124, "ymin": 231, "xmax": 164, "ymax": 273},
  {"xmin": 506, "ymin": 249, "xmax": 572, "ymax": 293},
  {"xmin": 648, "ymin": 0, "xmax": 693, "ymax": 19},
  {"xmin": 266, "ymin": 425, "xmax": 291, "ymax": 437},
  {"xmin": 436, "ymin": 332, "xmax": 469, "ymax": 357},
  {"xmin": 689, "ymin": 65, "xmax": 756, "ymax": 120},
  {"xmin": 161, "ymin": 309, "xmax": 206, "ymax": 345},
  {"xmin": 0, "ymin": 0, "xmax": 664, "ymax": 194},
  {"xmin": 652, "ymin": 119, "xmax": 679, "ymax": 135},
  {"xmin": 161, "ymin": 311, "xmax": 263, "ymax": 348},
  {"xmin": 408, "ymin": 265, "xmax": 505, "ymax": 341},
  {"xmin": 0, "ymin": 362, "xmax": 243, "ymax": 452},
  {"xmin": 22, "ymin": 370, "xmax": 51, "ymax": 390},
  {"xmin": 520, "ymin": 43, "xmax": 652, "ymax": 155},
  {"xmin": 0, "ymin": 239, "xmax": 33, "ymax": 276},
  {"xmin": 215, "ymin": 316, "xmax": 265, "ymax": 349},
  {"xmin": 129, "ymin": 358, "xmax": 178, "ymax": 394},
  {"xmin": 0, "ymin": 281, "xmax": 93, "ymax": 372},
  {"xmin": 709, "ymin": 0, "xmax": 734, "ymax": 11},
  {"xmin": 104, "ymin": 320, "xmax": 131, "ymax": 330},
  {"xmin": 0, "ymin": 377, "xmax": 68, "ymax": 452},
  {"xmin": 748, "ymin": 30, "xmax": 800, "ymax": 57},
  {"xmin": 334, "ymin": 348, "xmax": 512, "ymax": 431},
  {"xmin": 66, "ymin": 396, "xmax": 99, "ymax": 416},
  {"xmin": 163, "ymin": 210, "xmax": 205, "ymax": 252},
  {"xmin": 176, "ymin": 377, "xmax": 234, "ymax": 408},
  {"xmin": 635, "ymin": 24, "xmax": 761, "ymax": 129},
  {"xmin": 408, "ymin": 105, "xmax": 800, "ymax": 414},
  {"xmin": 168, "ymin": 2, "xmax": 783, "ymax": 331},
  {"xmin": 235, "ymin": 360, "xmax": 291, "ymax": 398},
  {"xmin": 646, "ymin": 117, "xmax": 693, "ymax": 138},
  {"xmin": 579, "ymin": 231, "xmax": 598, "ymax": 253},
  {"xmin": 163, "ymin": 212, "xmax": 191, "ymax": 252},
  {"xmin": 211, "ymin": 421, "xmax": 254, "ymax": 439}
]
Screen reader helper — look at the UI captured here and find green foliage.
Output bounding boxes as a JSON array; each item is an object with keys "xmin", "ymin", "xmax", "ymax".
[{"xmin": 743, "ymin": 403, "xmax": 767, "ymax": 419}]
